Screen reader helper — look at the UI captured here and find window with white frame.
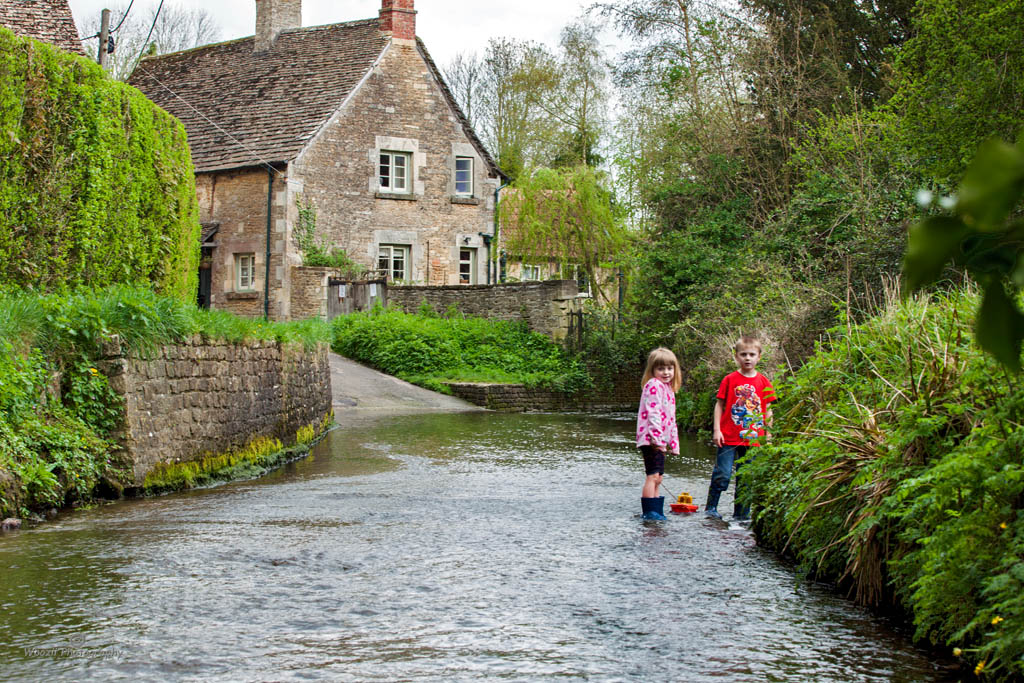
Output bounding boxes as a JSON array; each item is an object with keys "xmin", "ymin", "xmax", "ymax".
[
  {"xmin": 379, "ymin": 151, "xmax": 410, "ymax": 193},
  {"xmin": 459, "ymin": 248, "xmax": 476, "ymax": 284},
  {"xmin": 522, "ymin": 264, "xmax": 541, "ymax": 281},
  {"xmin": 378, "ymin": 244, "xmax": 410, "ymax": 282},
  {"xmin": 455, "ymin": 157, "xmax": 473, "ymax": 196},
  {"xmin": 235, "ymin": 253, "xmax": 256, "ymax": 291}
]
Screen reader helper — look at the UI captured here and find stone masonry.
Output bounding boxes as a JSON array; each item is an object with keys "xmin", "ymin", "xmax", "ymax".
[
  {"xmin": 98, "ymin": 336, "xmax": 332, "ymax": 486},
  {"xmin": 388, "ymin": 280, "xmax": 583, "ymax": 340},
  {"xmin": 292, "ymin": 39, "xmax": 498, "ymax": 290},
  {"xmin": 132, "ymin": 3, "xmax": 505, "ymax": 322},
  {"xmin": 445, "ymin": 374, "xmax": 637, "ymax": 412}
]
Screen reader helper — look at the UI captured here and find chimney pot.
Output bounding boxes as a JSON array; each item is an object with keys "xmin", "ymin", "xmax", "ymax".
[
  {"xmin": 255, "ymin": 0, "xmax": 301, "ymax": 52},
  {"xmin": 379, "ymin": 0, "xmax": 416, "ymax": 41}
]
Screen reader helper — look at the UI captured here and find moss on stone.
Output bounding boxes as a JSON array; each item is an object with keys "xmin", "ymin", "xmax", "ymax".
[{"xmin": 142, "ymin": 412, "xmax": 333, "ymax": 494}]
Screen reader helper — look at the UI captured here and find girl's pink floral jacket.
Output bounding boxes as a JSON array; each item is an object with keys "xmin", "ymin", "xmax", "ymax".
[{"xmin": 635, "ymin": 378, "xmax": 679, "ymax": 454}]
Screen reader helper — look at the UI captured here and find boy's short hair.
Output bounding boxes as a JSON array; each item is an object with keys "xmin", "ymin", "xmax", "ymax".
[{"xmin": 733, "ymin": 336, "xmax": 762, "ymax": 353}]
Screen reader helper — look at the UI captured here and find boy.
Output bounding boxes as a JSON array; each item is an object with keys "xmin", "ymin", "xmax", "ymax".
[{"xmin": 705, "ymin": 336, "xmax": 776, "ymax": 520}]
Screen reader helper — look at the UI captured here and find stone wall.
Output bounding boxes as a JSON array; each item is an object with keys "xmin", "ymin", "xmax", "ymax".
[
  {"xmin": 388, "ymin": 280, "xmax": 582, "ymax": 340},
  {"xmin": 292, "ymin": 40, "xmax": 499, "ymax": 288},
  {"xmin": 196, "ymin": 168, "xmax": 289, "ymax": 319},
  {"xmin": 290, "ymin": 266, "xmax": 334, "ymax": 320},
  {"xmin": 445, "ymin": 373, "xmax": 638, "ymax": 413},
  {"xmin": 98, "ymin": 336, "xmax": 332, "ymax": 486}
]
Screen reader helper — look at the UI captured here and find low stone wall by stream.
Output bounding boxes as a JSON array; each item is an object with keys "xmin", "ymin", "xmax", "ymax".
[
  {"xmin": 445, "ymin": 373, "xmax": 637, "ymax": 412},
  {"xmin": 97, "ymin": 336, "xmax": 332, "ymax": 486}
]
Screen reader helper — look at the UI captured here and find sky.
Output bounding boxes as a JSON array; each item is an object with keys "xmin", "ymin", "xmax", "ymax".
[{"xmin": 67, "ymin": 0, "xmax": 610, "ymax": 67}]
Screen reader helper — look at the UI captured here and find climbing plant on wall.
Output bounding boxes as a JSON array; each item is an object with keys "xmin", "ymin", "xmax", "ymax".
[{"xmin": 0, "ymin": 28, "xmax": 199, "ymax": 300}]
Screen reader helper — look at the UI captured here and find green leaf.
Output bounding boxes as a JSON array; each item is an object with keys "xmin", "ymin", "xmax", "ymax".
[
  {"xmin": 903, "ymin": 216, "xmax": 971, "ymax": 291},
  {"xmin": 975, "ymin": 283, "xmax": 1024, "ymax": 373},
  {"xmin": 957, "ymin": 139, "xmax": 1024, "ymax": 233}
]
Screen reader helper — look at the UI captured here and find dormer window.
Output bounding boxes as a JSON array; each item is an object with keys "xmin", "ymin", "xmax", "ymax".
[
  {"xmin": 379, "ymin": 151, "xmax": 410, "ymax": 193},
  {"xmin": 455, "ymin": 157, "xmax": 473, "ymax": 196}
]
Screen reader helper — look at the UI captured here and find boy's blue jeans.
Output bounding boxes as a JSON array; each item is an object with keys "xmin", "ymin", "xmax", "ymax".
[{"xmin": 707, "ymin": 445, "xmax": 752, "ymax": 517}]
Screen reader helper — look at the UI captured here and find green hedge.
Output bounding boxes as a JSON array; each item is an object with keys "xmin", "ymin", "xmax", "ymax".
[
  {"xmin": 745, "ymin": 288, "xmax": 1024, "ymax": 679},
  {"xmin": 0, "ymin": 27, "xmax": 199, "ymax": 300},
  {"xmin": 330, "ymin": 304, "xmax": 591, "ymax": 393}
]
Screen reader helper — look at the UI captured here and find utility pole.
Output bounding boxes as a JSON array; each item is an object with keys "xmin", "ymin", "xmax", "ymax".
[{"xmin": 97, "ymin": 9, "xmax": 111, "ymax": 68}]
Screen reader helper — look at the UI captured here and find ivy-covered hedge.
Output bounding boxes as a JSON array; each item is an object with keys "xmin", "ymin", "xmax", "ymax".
[
  {"xmin": 0, "ymin": 27, "xmax": 199, "ymax": 300},
  {"xmin": 745, "ymin": 288, "xmax": 1024, "ymax": 680}
]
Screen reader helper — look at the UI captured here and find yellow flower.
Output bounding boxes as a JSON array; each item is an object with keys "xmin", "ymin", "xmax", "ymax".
[
  {"xmin": 1000, "ymin": 522, "xmax": 1007, "ymax": 529},
  {"xmin": 991, "ymin": 616, "xmax": 1004, "ymax": 625},
  {"xmin": 975, "ymin": 660, "xmax": 986, "ymax": 675},
  {"xmin": 953, "ymin": 648, "xmax": 962, "ymax": 656},
  {"xmin": 89, "ymin": 367, "xmax": 99, "ymax": 375}
]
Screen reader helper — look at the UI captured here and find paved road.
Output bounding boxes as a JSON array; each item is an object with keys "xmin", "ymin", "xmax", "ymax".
[{"xmin": 329, "ymin": 352, "xmax": 480, "ymax": 416}]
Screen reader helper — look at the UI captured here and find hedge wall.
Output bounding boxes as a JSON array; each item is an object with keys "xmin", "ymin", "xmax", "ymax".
[{"xmin": 0, "ymin": 27, "xmax": 199, "ymax": 300}]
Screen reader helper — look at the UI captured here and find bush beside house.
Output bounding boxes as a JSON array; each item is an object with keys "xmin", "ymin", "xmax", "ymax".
[{"xmin": 0, "ymin": 27, "xmax": 199, "ymax": 300}]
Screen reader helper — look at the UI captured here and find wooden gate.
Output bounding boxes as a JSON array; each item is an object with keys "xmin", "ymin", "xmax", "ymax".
[{"xmin": 326, "ymin": 278, "xmax": 387, "ymax": 319}]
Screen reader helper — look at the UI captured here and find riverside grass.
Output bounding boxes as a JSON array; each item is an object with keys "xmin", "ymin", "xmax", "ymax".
[
  {"xmin": 329, "ymin": 303, "xmax": 591, "ymax": 394},
  {"xmin": 744, "ymin": 287, "xmax": 1024, "ymax": 679},
  {"xmin": 0, "ymin": 286, "xmax": 331, "ymax": 517}
]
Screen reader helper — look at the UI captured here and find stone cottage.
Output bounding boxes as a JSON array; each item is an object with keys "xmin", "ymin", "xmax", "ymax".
[
  {"xmin": 130, "ymin": 0, "xmax": 505, "ymax": 319},
  {"xmin": 0, "ymin": 0, "xmax": 86, "ymax": 56}
]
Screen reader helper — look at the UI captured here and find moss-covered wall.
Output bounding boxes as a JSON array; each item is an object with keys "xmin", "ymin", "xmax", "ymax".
[{"xmin": 0, "ymin": 27, "xmax": 199, "ymax": 300}]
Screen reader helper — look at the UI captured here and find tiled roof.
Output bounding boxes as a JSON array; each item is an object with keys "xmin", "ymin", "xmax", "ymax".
[
  {"xmin": 0, "ymin": 0, "xmax": 86, "ymax": 56},
  {"xmin": 130, "ymin": 18, "xmax": 504, "ymax": 179},
  {"xmin": 129, "ymin": 20, "xmax": 389, "ymax": 173}
]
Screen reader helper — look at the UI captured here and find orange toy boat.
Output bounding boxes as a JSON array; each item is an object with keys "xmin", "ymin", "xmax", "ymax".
[{"xmin": 669, "ymin": 492, "xmax": 699, "ymax": 514}]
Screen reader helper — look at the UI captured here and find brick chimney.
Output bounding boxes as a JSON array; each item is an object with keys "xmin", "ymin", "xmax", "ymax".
[
  {"xmin": 379, "ymin": 0, "xmax": 416, "ymax": 41},
  {"xmin": 255, "ymin": 0, "xmax": 301, "ymax": 52}
]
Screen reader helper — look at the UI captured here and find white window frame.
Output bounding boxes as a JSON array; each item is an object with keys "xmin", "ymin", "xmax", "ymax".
[
  {"xmin": 454, "ymin": 156, "xmax": 473, "ymax": 196},
  {"xmin": 379, "ymin": 151, "xmax": 410, "ymax": 194},
  {"xmin": 378, "ymin": 244, "xmax": 411, "ymax": 282},
  {"xmin": 459, "ymin": 248, "xmax": 477, "ymax": 285},
  {"xmin": 522, "ymin": 264, "xmax": 541, "ymax": 281},
  {"xmin": 235, "ymin": 253, "xmax": 256, "ymax": 291}
]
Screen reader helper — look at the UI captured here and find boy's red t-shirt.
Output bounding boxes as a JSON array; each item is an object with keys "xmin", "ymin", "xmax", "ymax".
[{"xmin": 717, "ymin": 371, "xmax": 776, "ymax": 446}]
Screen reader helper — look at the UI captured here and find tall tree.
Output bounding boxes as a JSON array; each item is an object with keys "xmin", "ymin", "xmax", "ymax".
[
  {"xmin": 539, "ymin": 19, "xmax": 611, "ymax": 168},
  {"xmin": 476, "ymin": 38, "xmax": 557, "ymax": 181},
  {"xmin": 80, "ymin": 2, "xmax": 222, "ymax": 81},
  {"xmin": 442, "ymin": 51, "xmax": 485, "ymax": 131}
]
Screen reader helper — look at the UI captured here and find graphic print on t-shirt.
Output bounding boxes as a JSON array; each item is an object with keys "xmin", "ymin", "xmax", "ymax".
[{"xmin": 731, "ymin": 384, "xmax": 765, "ymax": 441}]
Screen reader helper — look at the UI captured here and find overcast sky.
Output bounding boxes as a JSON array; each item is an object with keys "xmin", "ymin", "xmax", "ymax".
[{"xmin": 67, "ymin": 0, "xmax": 613, "ymax": 67}]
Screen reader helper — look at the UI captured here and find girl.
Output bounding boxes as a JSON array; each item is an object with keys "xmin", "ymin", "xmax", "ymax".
[{"xmin": 636, "ymin": 347, "xmax": 682, "ymax": 520}]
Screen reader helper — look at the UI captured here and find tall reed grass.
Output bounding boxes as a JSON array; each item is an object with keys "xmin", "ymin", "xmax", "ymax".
[{"xmin": 745, "ymin": 285, "xmax": 1024, "ymax": 679}]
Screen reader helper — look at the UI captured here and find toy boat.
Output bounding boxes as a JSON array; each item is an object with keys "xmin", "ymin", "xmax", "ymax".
[{"xmin": 670, "ymin": 492, "xmax": 699, "ymax": 514}]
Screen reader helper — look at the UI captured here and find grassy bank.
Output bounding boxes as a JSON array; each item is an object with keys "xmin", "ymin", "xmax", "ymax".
[
  {"xmin": 0, "ymin": 285, "xmax": 331, "ymax": 518},
  {"xmin": 330, "ymin": 304, "xmax": 590, "ymax": 394},
  {"xmin": 744, "ymin": 287, "xmax": 1023, "ymax": 679}
]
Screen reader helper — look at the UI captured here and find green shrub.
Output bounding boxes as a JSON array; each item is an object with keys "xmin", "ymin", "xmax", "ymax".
[
  {"xmin": 0, "ymin": 27, "xmax": 200, "ymax": 300},
  {"xmin": 744, "ymin": 287, "xmax": 1024, "ymax": 679},
  {"xmin": 331, "ymin": 306, "xmax": 591, "ymax": 392}
]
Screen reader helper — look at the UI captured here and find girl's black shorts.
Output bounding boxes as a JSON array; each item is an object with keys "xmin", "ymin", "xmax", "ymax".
[{"xmin": 639, "ymin": 445, "xmax": 665, "ymax": 475}]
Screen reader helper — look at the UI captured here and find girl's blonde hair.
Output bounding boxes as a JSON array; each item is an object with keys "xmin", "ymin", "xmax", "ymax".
[{"xmin": 641, "ymin": 347, "xmax": 682, "ymax": 392}]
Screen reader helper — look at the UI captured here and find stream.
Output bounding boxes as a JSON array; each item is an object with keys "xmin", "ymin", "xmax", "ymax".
[{"xmin": 0, "ymin": 411, "xmax": 956, "ymax": 681}]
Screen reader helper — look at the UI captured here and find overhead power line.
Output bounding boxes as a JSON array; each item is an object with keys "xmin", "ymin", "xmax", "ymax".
[{"xmin": 132, "ymin": 0, "xmax": 164, "ymax": 70}]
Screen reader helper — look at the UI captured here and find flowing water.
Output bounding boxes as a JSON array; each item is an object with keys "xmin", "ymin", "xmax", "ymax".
[{"xmin": 1, "ymin": 411, "xmax": 956, "ymax": 681}]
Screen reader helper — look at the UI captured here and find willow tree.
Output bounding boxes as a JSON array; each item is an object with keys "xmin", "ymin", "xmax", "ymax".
[{"xmin": 499, "ymin": 166, "xmax": 628, "ymax": 303}]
